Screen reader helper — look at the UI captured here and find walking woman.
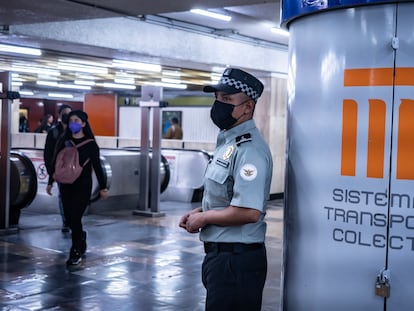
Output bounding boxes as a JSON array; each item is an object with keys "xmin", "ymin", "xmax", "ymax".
[{"xmin": 46, "ymin": 110, "xmax": 109, "ymax": 265}]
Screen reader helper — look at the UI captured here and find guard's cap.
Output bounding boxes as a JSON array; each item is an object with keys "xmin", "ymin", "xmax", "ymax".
[{"xmin": 203, "ymin": 68, "xmax": 264, "ymax": 101}]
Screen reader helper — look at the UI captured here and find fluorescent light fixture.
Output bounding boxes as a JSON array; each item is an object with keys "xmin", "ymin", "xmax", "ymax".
[
  {"xmin": 210, "ymin": 73, "xmax": 222, "ymax": 83},
  {"xmin": 114, "ymin": 78, "xmax": 135, "ymax": 85},
  {"xmin": 74, "ymin": 80, "xmax": 96, "ymax": 86},
  {"xmin": 271, "ymin": 27, "xmax": 289, "ymax": 36},
  {"xmin": 161, "ymin": 78, "xmax": 182, "ymax": 84},
  {"xmin": 145, "ymin": 81, "xmax": 187, "ymax": 90},
  {"xmin": 191, "ymin": 9, "xmax": 231, "ymax": 21},
  {"xmin": 12, "ymin": 65, "xmax": 60, "ymax": 76},
  {"xmin": 112, "ymin": 59, "xmax": 161, "ymax": 72},
  {"xmin": 58, "ymin": 83, "xmax": 91, "ymax": 90},
  {"xmin": 0, "ymin": 44, "xmax": 41, "ymax": 56},
  {"xmin": 12, "ymin": 81, "xmax": 23, "ymax": 86},
  {"xmin": 37, "ymin": 80, "xmax": 59, "ymax": 87},
  {"xmin": 58, "ymin": 62, "xmax": 108, "ymax": 74},
  {"xmin": 19, "ymin": 90, "xmax": 34, "ymax": 96},
  {"xmin": 76, "ymin": 74, "xmax": 97, "ymax": 80},
  {"xmin": 162, "ymin": 70, "xmax": 181, "ymax": 77},
  {"xmin": 100, "ymin": 82, "xmax": 136, "ymax": 90},
  {"xmin": 48, "ymin": 93, "xmax": 73, "ymax": 99},
  {"xmin": 59, "ymin": 58, "xmax": 108, "ymax": 68}
]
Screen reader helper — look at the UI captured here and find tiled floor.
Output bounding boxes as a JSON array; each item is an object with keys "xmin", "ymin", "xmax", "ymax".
[{"xmin": 0, "ymin": 199, "xmax": 283, "ymax": 311}]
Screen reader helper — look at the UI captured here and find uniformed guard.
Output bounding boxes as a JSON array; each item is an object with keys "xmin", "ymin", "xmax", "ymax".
[{"xmin": 179, "ymin": 68, "xmax": 273, "ymax": 311}]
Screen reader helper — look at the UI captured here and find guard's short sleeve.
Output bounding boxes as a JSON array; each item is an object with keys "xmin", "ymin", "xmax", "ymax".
[{"xmin": 230, "ymin": 146, "xmax": 271, "ymax": 212}]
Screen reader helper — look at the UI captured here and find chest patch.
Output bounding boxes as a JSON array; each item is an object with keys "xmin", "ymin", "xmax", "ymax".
[
  {"xmin": 240, "ymin": 163, "xmax": 258, "ymax": 181},
  {"xmin": 216, "ymin": 158, "xmax": 229, "ymax": 168},
  {"xmin": 222, "ymin": 145, "xmax": 234, "ymax": 160}
]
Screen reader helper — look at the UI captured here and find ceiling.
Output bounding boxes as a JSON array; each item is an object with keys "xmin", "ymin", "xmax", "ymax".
[{"xmin": 0, "ymin": 0, "xmax": 286, "ymax": 101}]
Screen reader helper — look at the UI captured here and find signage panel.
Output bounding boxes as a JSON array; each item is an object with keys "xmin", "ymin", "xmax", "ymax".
[
  {"xmin": 281, "ymin": 0, "xmax": 396, "ymax": 26},
  {"xmin": 386, "ymin": 3, "xmax": 414, "ymax": 310},
  {"xmin": 283, "ymin": 4, "xmax": 398, "ymax": 310}
]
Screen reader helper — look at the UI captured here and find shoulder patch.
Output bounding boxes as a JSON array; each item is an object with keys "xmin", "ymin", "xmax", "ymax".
[
  {"xmin": 236, "ymin": 133, "xmax": 252, "ymax": 146},
  {"xmin": 240, "ymin": 163, "xmax": 257, "ymax": 181}
]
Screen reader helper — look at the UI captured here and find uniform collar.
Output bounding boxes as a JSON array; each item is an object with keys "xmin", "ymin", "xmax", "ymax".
[{"xmin": 218, "ymin": 119, "xmax": 256, "ymax": 144}]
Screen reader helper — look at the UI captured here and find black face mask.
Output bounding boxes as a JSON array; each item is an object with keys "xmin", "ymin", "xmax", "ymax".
[
  {"xmin": 61, "ymin": 113, "xmax": 69, "ymax": 125},
  {"xmin": 210, "ymin": 99, "xmax": 248, "ymax": 130}
]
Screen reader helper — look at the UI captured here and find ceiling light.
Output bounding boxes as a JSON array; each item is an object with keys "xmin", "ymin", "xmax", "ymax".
[
  {"xmin": 19, "ymin": 90, "xmax": 34, "ymax": 96},
  {"xmin": 114, "ymin": 78, "xmax": 135, "ymax": 84},
  {"xmin": 58, "ymin": 83, "xmax": 91, "ymax": 90},
  {"xmin": 271, "ymin": 27, "xmax": 289, "ymax": 36},
  {"xmin": 190, "ymin": 9, "xmax": 231, "ymax": 21},
  {"xmin": 12, "ymin": 81, "xmax": 23, "ymax": 86},
  {"xmin": 37, "ymin": 80, "xmax": 59, "ymax": 87},
  {"xmin": 0, "ymin": 44, "xmax": 42, "ymax": 56},
  {"xmin": 161, "ymin": 78, "xmax": 182, "ymax": 84},
  {"xmin": 48, "ymin": 93, "xmax": 73, "ymax": 99},
  {"xmin": 58, "ymin": 62, "xmax": 108, "ymax": 74},
  {"xmin": 145, "ymin": 81, "xmax": 187, "ymax": 90},
  {"xmin": 112, "ymin": 59, "xmax": 161, "ymax": 72},
  {"xmin": 59, "ymin": 58, "xmax": 109, "ymax": 68},
  {"xmin": 210, "ymin": 73, "xmax": 222, "ymax": 83},
  {"xmin": 100, "ymin": 82, "xmax": 136, "ymax": 90},
  {"xmin": 162, "ymin": 70, "xmax": 181, "ymax": 77},
  {"xmin": 74, "ymin": 80, "xmax": 96, "ymax": 86},
  {"xmin": 12, "ymin": 65, "xmax": 60, "ymax": 76}
]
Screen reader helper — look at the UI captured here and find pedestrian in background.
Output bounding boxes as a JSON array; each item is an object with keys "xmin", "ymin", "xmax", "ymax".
[
  {"xmin": 179, "ymin": 68, "xmax": 273, "ymax": 311},
  {"xmin": 35, "ymin": 114, "xmax": 54, "ymax": 133},
  {"xmin": 46, "ymin": 110, "xmax": 109, "ymax": 266},
  {"xmin": 163, "ymin": 117, "xmax": 183, "ymax": 139}
]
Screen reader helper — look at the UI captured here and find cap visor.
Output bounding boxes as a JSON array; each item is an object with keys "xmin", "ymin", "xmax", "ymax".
[{"xmin": 203, "ymin": 84, "xmax": 239, "ymax": 94}]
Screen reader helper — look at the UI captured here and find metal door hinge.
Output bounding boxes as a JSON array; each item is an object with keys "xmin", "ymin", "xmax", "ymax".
[{"xmin": 392, "ymin": 37, "xmax": 399, "ymax": 50}]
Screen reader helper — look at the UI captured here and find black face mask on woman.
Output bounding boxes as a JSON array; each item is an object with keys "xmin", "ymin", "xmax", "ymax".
[{"xmin": 210, "ymin": 99, "xmax": 248, "ymax": 130}]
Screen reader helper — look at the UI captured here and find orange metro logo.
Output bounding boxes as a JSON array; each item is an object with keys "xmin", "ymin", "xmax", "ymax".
[{"xmin": 341, "ymin": 68, "xmax": 414, "ymax": 180}]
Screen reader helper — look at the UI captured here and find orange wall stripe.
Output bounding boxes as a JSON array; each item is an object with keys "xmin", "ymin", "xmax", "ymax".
[
  {"xmin": 395, "ymin": 68, "xmax": 414, "ymax": 86},
  {"xmin": 344, "ymin": 68, "xmax": 394, "ymax": 86},
  {"xmin": 341, "ymin": 100, "xmax": 358, "ymax": 176},
  {"xmin": 397, "ymin": 99, "xmax": 414, "ymax": 179},
  {"xmin": 367, "ymin": 99, "xmax": 386, "ymax": 178},
  {"xmin": 345, "ymin": 68, "xmax": 414, "ymax": 87}
]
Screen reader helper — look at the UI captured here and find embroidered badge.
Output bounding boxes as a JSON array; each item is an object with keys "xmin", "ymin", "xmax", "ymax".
[
  {"xmin": 216, "ymin": 158, "xmax": 229, "ymax": 168},
  {"xmin": 223, "ymin": 145, "xmax": 234, "ymax": 160},
  {"xmin": 240, "ymin": 163, "xmax": 257, "ymax": 181}
]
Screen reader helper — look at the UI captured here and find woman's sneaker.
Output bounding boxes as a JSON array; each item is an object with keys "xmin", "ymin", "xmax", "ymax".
[{"xmin": 66, "ymin": 248, "xmax": 82, "ymax": 266}]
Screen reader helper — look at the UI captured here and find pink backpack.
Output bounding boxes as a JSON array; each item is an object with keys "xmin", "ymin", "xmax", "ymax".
[{"xmin": 53, "ymin": 139, "xmax": 94, "ymax": 184}]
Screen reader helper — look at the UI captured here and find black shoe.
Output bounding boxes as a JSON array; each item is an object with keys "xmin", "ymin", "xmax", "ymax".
[
  {"xmin": 66, "ymin": 248, "xmax": 82, "ymax": 266},
  {"xmin": 80, "ymin": 231, "xmax": 87, "ymax": 255}
]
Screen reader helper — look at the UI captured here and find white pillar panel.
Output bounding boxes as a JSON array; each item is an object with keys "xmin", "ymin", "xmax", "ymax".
[{"xmin": 283, "ymin": 5, "xmax": 398, "ymax": 310}]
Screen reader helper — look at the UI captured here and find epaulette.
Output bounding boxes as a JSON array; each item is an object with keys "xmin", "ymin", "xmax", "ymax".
[{"xmin": 236, "ymin": 133, "xmax": 252, "ymax": 146}]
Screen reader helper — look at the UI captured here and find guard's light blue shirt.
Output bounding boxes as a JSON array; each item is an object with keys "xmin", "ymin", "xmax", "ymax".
[{"xmin": 200, "ymin": 119, "xmax": 273, "ymax": 243}]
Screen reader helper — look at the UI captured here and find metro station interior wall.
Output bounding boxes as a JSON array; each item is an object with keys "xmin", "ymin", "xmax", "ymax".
[
  {"xmin": 119, "ymin": 106, "xmax": 219, "ymax": 144},
  {"xmin": 255, "ymin": 76, "xmax": 287, "ymax": 195},
  {"xmin": 18, "ymin": 98, "xmax": 82, "ymax": 133},
  {"xmin": 84, "ymin": 93, "xmax": 117, "ymax": 136}
]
